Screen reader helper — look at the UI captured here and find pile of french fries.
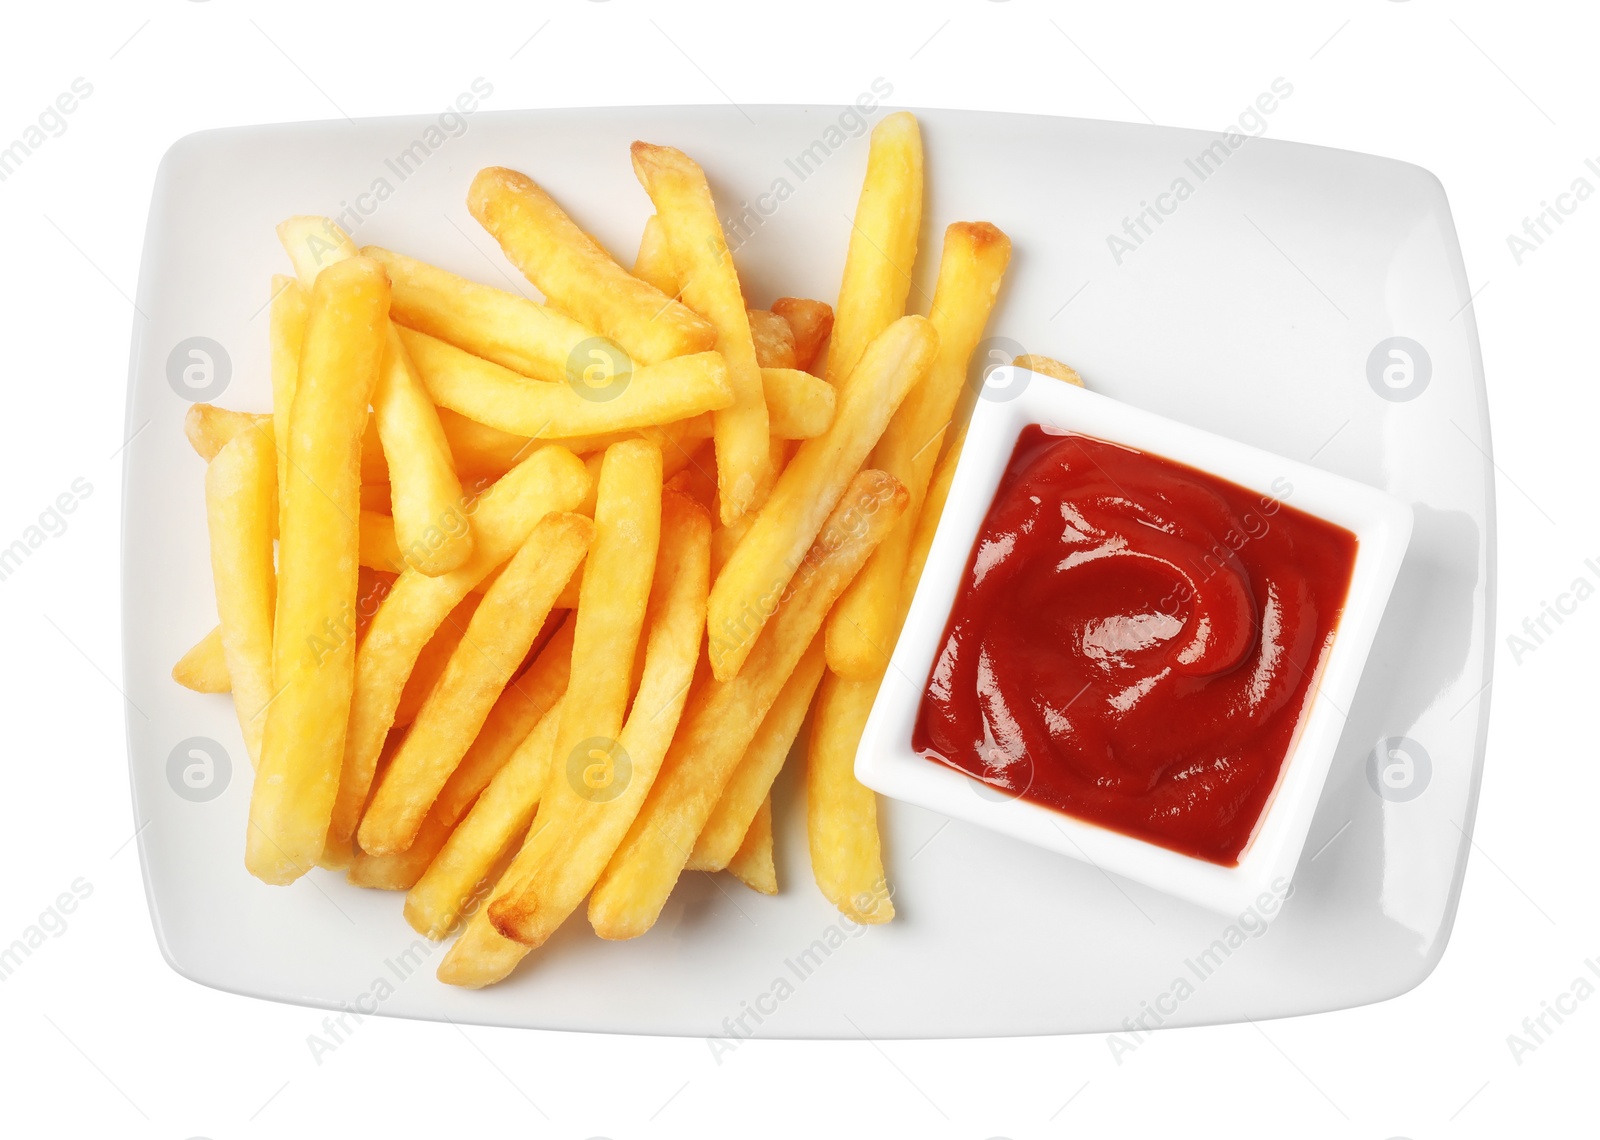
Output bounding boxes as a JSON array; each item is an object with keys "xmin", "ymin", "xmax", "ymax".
[{"xmin": 174, "ymin": 110, "xmax": 1081, "ymax": 988}]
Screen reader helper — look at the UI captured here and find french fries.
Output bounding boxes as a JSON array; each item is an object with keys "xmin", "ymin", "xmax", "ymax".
[
  {"xmin": 398, "ymin": 326, "xmax": 732, "ymax": 439},
  {"xmin": 326, "ymin": 445, "xmax": 588, "ymax": 863},
  {"xmin": 468, "ymin": 167, "xmax": 717, "ymax": 365},
  {"xmin": 482, "ymin": 489, "xmax": 708, "ymax": 954},
  {"xmin": 247, "ymin": 256, "xmax": 389, "ymax": 885},
  {"xmin": 355, "ymin": 616, "xmax": 576, "ymax": 892},
  {"xmin": 808, "ymin": 668, "xmax": 895, "ymax": 924},
  {"xmin": 826, "ymin": 222, "xmax": 1012, "ymax": 678},
  {"xmin": 392, "ymin": 595, "xmax": 480, "ymax": 729},
  {"xmin": 371, "ymin": 325, "xmax": 475, "ymax": 575},
  {"xmin": 185, "ymin": 404, "xmax": 269, "ymax": 462},
  {"xmin": 432, "ymin": 616, "xmax": 576, "ymax": 824},
  {"xmin": 280, "ymin": 220, "xmax": 474, "ymax": 578},
  {"xmin": 406, "ymin": 698, "xmax": 564, "ymax": 939},
  {"xmin": 1012, "ymin": 353, "xmax": 1085, "ymax": 386},
  {"xmin": 899, "ymin": 425, "xmax": 965, "ymax": 618},
  {"xmin": 823, "ymin": 113, "xmax": 923, "ymax": 385},
  {"xmin": 365, "ymin": 244, "xmax": 610, "ymax": 385},
  {"xmin": 631, "ymin": 214, "xmax": 679, "ymax": 296},
  {"xmin": 705, "ymin": 316, "xmax": 937, "ymax": 681},
  {"xmin": 726, "ymin": 795, "xmax": 778, "ymax": 895},
  {"xmin": 346, "ymin": 805, "xmax": 451, "ymax": 892},
  {"xmin": 771, "ymin": 297, "xmax": 834, "ymax": 374},
  {"xmin": 171, "ymin": 625, "xmax": 231, "ymax": 694},
  {"xmin": 178, "ymin": 111, "xmax": 1070, "ymax": 984},
  {"xmin": 587, "ymin": 469, "xmax": 906, "ymax": 940},
  {"xmin": 748, "ymin": 309, "xmax": 799, "ymax": 369},
  {"xmin": 690, "ymin": 637, "xmax": 826, "ymax": 871},
  {"xmin": 761, "ymin": 368, "xmax": 835, "ymax": 440},
  {"xmin": 186, "ymin": 403, "xmax": 388, "ymax": 487},
  {"xmin": 562, "ymin": 442, "xmax": 663, "ymax": 761},
  {"xmin": 205, "ymin": 427, "xmax": 277, "ymax": 767},
  {"xmin": 269, "ymin": 274, "xmax": 308, "ymax": 513},
  {"xmin": 358, "ymin": 511, "xmax": 593, "ymax": 855},
  {"xmin": 632, "ymin": 142, "xmax": 770, "ymax": 524}
]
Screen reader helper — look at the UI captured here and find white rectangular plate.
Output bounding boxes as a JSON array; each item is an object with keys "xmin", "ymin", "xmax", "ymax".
[{"xmin": 122, "ymin": 105, "xmax": 1493, "ymax": 1038}]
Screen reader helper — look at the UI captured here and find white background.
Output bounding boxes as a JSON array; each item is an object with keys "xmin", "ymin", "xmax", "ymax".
[{"xmin": 1, "ymin": 0, "xmax": 1595, "ymax": 1136}]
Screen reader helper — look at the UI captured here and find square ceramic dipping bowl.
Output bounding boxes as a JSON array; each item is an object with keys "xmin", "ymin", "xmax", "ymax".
[{"xmin": 855, "ymin": 366, "xmax": 1415, "ymax": 918}]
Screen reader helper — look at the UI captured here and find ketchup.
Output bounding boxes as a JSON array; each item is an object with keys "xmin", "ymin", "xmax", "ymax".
[{"xmin": 913, "ymin": 426, "xmax": 1357, "ymax": 865}]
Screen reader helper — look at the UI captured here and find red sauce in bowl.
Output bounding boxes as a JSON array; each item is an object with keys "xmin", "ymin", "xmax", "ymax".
[{"xmin": 912, "ymin": 426, "xmax": 1358, "ymax": 865}]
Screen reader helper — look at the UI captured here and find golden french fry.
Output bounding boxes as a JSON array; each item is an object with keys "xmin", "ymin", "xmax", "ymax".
[
  {"xmin": 771, "ymin": 297, "xmax": 833, "ymax": 374},
  {"xmin": 443, "ymin": 491, "xmax": 707, "ymax": 981},
  {"xmin": 353, "ymin": 614, "xmax": 572, "ymax": 890},
  {"xmin": 690, "ymin": 637, "xmax": 825, "ymax": 870},
  {"xmin": 205, "ymin": 427, "xmax": 277, "ymax": 767},
  {"xmin": 748, "ymin": 309, "xmax": 798, "ymax": 369},
  {"xmin": 631, "ymin": 213, "xmax": 679, "ymax": 296},
  {"xmin": 354, "ymin": 567, "xmax": 398, "ymax": 643},
  {"xmin": 632, "ymin": 142, "xmax": 770, "ymax": 524},
  {"xmin": 363, "ymin": 244, "xmax": 607, "ymax": 384},
  {"xmin": 547, "ymin": 439, "xmax": 662, "ymax": 773},
  {"xmin": 358, "ymin": 509, "xmax": 405, "ymax": 574},
  {"xmin": 184, "ymin": 405, "xmax": 269, "ymax": 462},
  {"xmin": 281, "ymin": 219, "xmax": 475, "ymax": 578},
  {"xmin": 826, "ymin": 221, "xmax": 1011, "ymax": 678},
  {"xmin": 727, "ymin": 796, "xmax": 777, "ymax": 895},
  {"xmin": 437, "ymin": 408, "xmax": 715, "ymax": 485},
  {"xmin": 808, "ymin": 668, "xmax": 895, "ymax": 924},
  {"xmin": 247, "ymin": 256, "xmax": 389, "ymax": 885},
  {"xmin": 899, "ymin": 425, "xmax": 964, "ymax": 622},
  {"xmin": 436, "ymin": 616, "xmax": 574, "ymax": 820},
  {"xmin": 705, "ymin": 315, "xmax": 936, "ymax": 681},
  {"xmin": 359, "ymin": 511, "xmax": 593, "ymax": 855},
  {"xmin": 326, "ymin": 445, "xmax": 589, "ymax": 863},
  {"xmin": 406, "ymin": 698, "xmax": 564, "ymax": 939},
  {"xmin": 185, "ymin": 403, "xmax": 385, "ymax": 488},
  {"xmin": 347, "ymin": 799, "xmax": 453, "ymax": 892},
  {"xmin": 434, "ymin": 873, "xmax": 535, "ymax": 987},
  {"xmin": 823, "ymin": 112, "xmax": 923, "ymax": 385},
  {"xmin": 398, "ymin": 326, "xmax": 732, "ymax": 439},
  {"xmin": 270, "ymin": 274, "xmax": 308, "ymax": 513},
  {"xmin": 1012, "ymin": 353, "xmax": 1085, "ymax": 386},
  {"xmin": 436, "ymin": 409, "xmax": 534, "ymax": 479},
  {"xmin": 761, "ymin": 367, "xmax": 835, "ymax": 440},
  {"xmin": 172, "ymin": 625, "xmax": 230, "ymax": 694},
  {"xmin": 467, "ymin": 167, "xmax": 716, "ymax": 365},
  {"xmin": 347, "ymin": 615, "xmax": 574, "ymax": 891},
  {"xmin": 486, "ymin": 490, "xmax": 706, "ymax": 951},
  {"xmin": 393, "ymin": 594, "xmax": 481, "ymax": 729},
  {"xmin": 277, "ymin": 214, "xmax": 358, "ymax": 282},
  {"xmin": 587, "ymin": 469, "xmax": 907, "ymax": 941},
  {"xmin": 373, "ymin": 326, "xmax": 475, "ymax": 575}
]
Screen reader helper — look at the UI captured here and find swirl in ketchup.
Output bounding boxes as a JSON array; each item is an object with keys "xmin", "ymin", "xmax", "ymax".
[{"xmin": 913, "ymin": 426, "xmax": 1357, "ymax": 865}]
